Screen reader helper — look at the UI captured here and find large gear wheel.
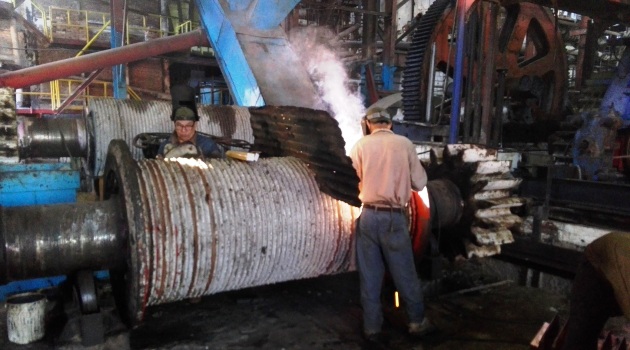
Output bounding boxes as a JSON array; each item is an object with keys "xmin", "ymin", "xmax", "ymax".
[{"xmin": 402, "ymin": 0, "xmax": 567, "ymax": 129}]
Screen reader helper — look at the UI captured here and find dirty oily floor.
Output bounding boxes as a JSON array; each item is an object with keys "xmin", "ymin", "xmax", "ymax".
[{"xmin": 0, "ymin": 258, "xmax": 591, "ymax": 350}]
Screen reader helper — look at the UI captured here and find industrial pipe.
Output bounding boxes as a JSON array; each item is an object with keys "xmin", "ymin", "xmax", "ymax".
[
  {"xmin": 0, "ymin": 29, "xmax": 210, "ymax": 89},
  {"xmin": 0, "ymin": 139, "xmax": 462, "ymax": 324},
  {"xmin": 0, "ymin": 199, "xmax": 123, "ymax": 282}
]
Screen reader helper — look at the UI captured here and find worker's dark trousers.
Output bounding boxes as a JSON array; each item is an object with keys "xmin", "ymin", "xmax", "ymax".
[
  {"xmin": 561, "ymin": 259, "xmax": 622, "ymax": 350},
  {"xmin": 355, "ymin": 209, "xmax": 424, "ymax": 335}
]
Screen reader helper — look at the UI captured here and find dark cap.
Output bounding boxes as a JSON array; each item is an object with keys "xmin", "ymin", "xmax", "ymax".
[
  {"xmin": 173, "ymin": 106, "xmax": 198, "ymax": 121},
  {"xmin": 365, "ymin": 107, "xmax": 391, "ymax": 123}
]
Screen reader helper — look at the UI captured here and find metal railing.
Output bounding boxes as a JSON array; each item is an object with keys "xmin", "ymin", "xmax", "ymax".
[
  {"xmin": 46, "ymin": 6, "xmax": 197, "ymax": 44},
  {"xmin": 29, "ymin": 1, "xmax": 49, "ymax": 38},
  {"xmin": 48, "ymin": 7, "xmax": 110, "ymax": 43},
  {"xmin": 12, "ymin": 2, "xmax": 216, "ymax": 109},
  {"xmin": 175, "ymin": 20, "xmax": 193, "ymax": 34},
  {"xmin": 22, "ymin": 78, "xmax": 144, "ymax": 111}
]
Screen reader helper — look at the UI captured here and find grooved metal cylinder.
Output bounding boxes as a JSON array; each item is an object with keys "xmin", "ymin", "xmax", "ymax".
[
  {"xmin": 17, "ymin": 116, "xmax": 88, "ymax": 159},
  {"xmin": 132, "ymin": 156, "xmax": 360, "ymax": 308},
  {"xmin": 86, "ymin": 98, "xmax": 254, "ymax": 177},
  {"xmin": 0, "ymin": 140, "xmax": 462, "ymax": 324},
  {"xmin": 0, "ymin": 199, "xmax": 123, "ymax": 283}
]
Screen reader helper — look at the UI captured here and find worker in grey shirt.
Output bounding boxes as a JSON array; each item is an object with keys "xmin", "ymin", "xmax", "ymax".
[{"xmin": 349, "ymin": 107, "xmax": 434, "ymax": 343}]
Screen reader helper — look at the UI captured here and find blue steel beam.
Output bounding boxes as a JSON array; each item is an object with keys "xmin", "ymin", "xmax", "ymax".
[
  {"xmin": 449, "ymin": 0, "xmax": 469, "ymax": 144},
  {"xmin": 194, "ymin": 0, "xmax": 321, "ymax": 108},
  {"xmin": 222, "ymin": 0, "xmax": 300, "ymax": 30},
  {"xmin": 110, "ymin": 0, "xmax": 127, "ymax": 99}
]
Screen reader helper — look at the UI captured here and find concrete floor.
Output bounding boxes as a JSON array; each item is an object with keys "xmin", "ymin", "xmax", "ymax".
[{"xmin": 0, "ymin": 258, "xmax": 583, "ymax": 350}]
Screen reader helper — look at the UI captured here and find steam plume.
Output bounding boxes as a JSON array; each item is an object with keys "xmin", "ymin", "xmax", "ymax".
[{"xmin": 289, "ymin": 25, "xmax": 365, "ymax": 153}]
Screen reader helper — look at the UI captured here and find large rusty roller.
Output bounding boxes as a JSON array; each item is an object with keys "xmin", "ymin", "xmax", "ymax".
[
  {"xmin": 0, "ymin": 139, "xmax": 462, "ymax": 324},
  {"xmin": 102, "ymin": 139, "xmax": 361, "ymax": 322}
]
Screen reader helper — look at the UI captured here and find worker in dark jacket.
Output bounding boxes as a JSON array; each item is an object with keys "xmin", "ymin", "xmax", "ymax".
[
  {"xmin": 561, "ymin": 232, "xmax": 630, "ymax": 350},
  {"xmin": 349, "ymin": 107, "xmax": 434, "ymax": 343},
  {"xmin": 158, "ymin": 105, "xmax": 224, "ymax": 159}
]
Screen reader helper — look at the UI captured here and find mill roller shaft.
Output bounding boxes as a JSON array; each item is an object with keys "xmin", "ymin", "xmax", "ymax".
[{"xmin": 0, "ymin": 140, "xmax": 462, "ymax": 324}]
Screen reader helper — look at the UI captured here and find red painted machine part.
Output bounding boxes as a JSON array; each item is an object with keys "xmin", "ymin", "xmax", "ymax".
[{"xmin": 409, "ymin": 190, "xmax": 431, "ymax": 261}]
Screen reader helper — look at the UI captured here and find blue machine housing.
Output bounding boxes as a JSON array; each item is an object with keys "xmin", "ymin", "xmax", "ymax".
[{"xmin": 0, "ymin": 163, "xmax": 80, "ymax": 206}]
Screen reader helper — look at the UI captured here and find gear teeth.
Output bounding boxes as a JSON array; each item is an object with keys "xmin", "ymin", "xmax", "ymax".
[{"xmin": 402, "ymin": 0, "xmax": 452, "ymax": 121}]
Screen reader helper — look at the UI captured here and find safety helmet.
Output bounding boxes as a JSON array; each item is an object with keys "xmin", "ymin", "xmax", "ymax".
[
  {"xmin": 172, "ymin": 105, "xmax": 198, "ymax": 122},
  {"xmin": 364, "ymin": 107, "xmax": 391, "ymax": 123}
]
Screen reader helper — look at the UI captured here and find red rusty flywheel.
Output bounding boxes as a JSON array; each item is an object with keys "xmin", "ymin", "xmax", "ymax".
[{"xmin": 402, "ymin": 0, "xmax": 567, "ymax": 124}]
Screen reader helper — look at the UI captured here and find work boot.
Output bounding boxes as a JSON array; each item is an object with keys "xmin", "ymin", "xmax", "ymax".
[
  {"xmin": 363, "ymin": 332, "xmax": 389, "ymax": 349},
  {"xmin": 408, "ymin": 318, "xmax": 436, "ymax": 337}
]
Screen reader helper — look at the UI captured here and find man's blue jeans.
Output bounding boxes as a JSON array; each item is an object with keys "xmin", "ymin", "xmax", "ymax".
[{"xmin": 356, "ymin": 208, "xmax": 425, "ymax": 334}]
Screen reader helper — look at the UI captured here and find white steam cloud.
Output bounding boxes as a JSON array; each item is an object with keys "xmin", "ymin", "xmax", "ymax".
[{"xmin": 289, "ymin": 26, "xmax": 365, "ymax": 154}]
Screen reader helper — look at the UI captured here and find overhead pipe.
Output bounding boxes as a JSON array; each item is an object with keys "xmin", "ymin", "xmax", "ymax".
[{"xmin": 0, "ymin": 29, "xmax": 210, "ymax": 89}]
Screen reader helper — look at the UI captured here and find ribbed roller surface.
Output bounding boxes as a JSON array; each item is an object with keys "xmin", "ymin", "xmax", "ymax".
[
  {"xmin": 135, "ymin": 157, "xmax": 359, "ymax": 307},
  {"xmin": 197, "ymin": 105, "xmax": 254, "ymax": 144},
  {"xmin": 87, "ymin": 99, "xmax": 254, "ymax": 177},
  {"xmin": 401, "ymin": 0, "xmax": 451, "ymax": 121},
  {"xmin": 249, "ymin": 106, "xmax": 361, "ymax": 207}
]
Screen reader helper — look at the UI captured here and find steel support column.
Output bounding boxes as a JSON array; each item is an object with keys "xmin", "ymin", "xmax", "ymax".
[
  {"xmin": 449, "ymin": 0, "xmax": 473, "ymax": 143},
  {"xmin": 110, "ymin": 0, "xmax": 127, "ymax": 99},
  {"xmin": 382, "ymin": 0, "xmax": 398, "ymax": 91},
  {"xmin": 362, "ymin": 0, "xmax": 378, "ymax": 61},
  {"xmin": 479, "ymin": 1, "xmax": 498, "ymax": 144}
]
